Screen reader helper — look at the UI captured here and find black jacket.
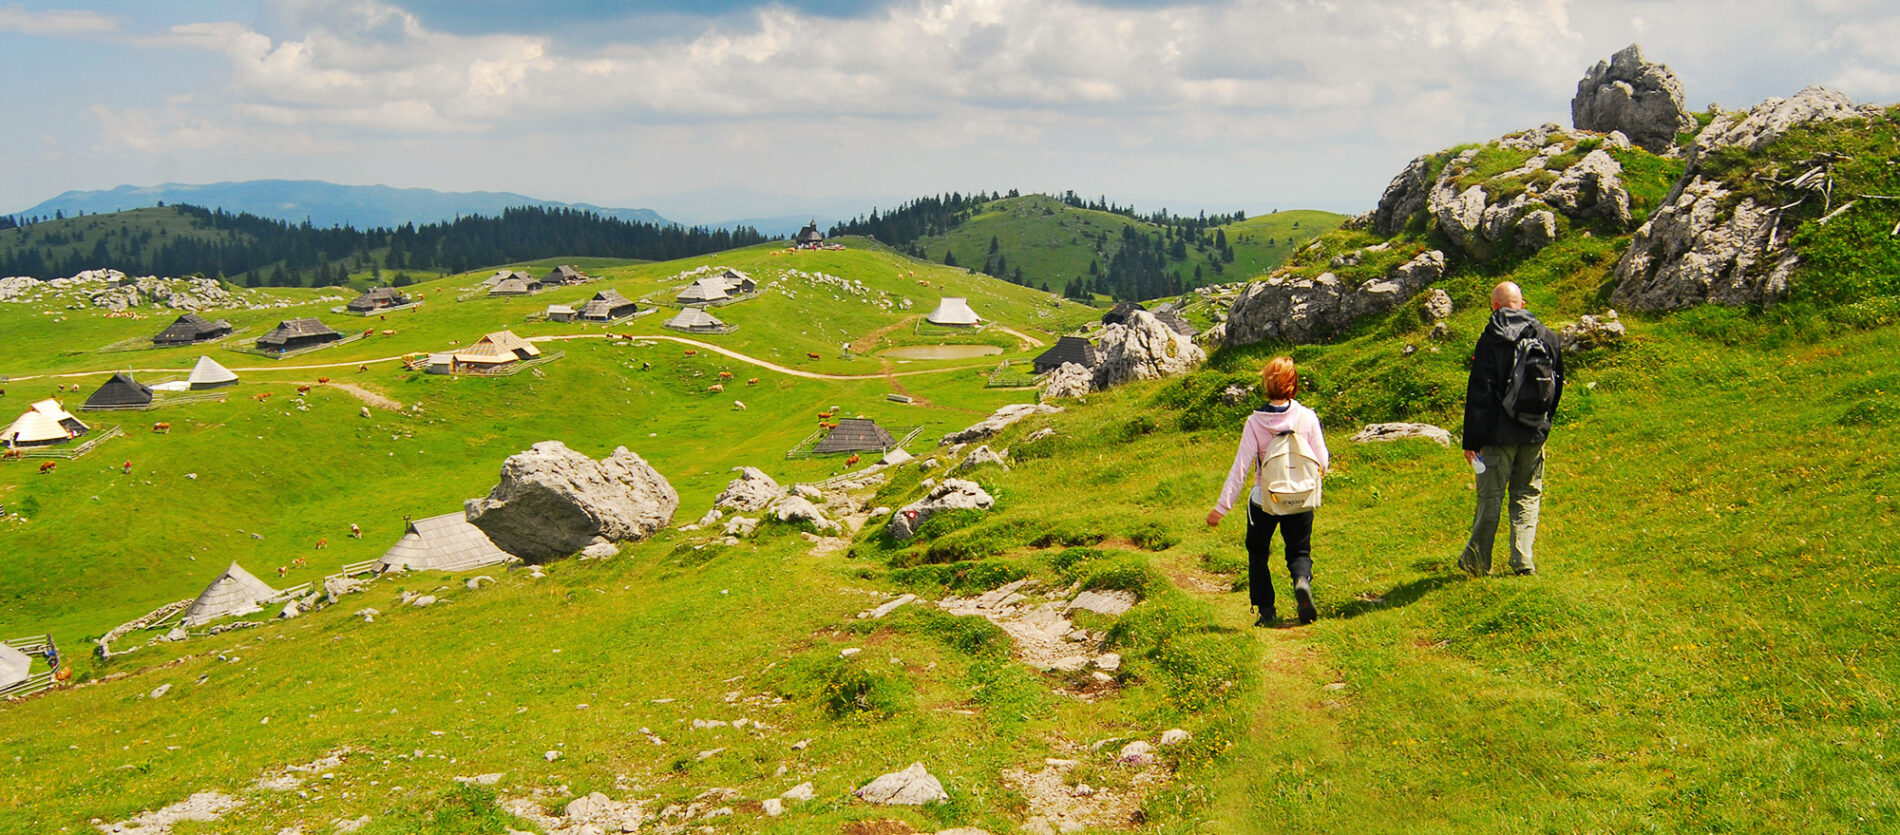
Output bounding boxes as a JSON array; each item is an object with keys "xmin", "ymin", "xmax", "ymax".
[{"xmin": 1461, "ymin": 308, "xmax": 1564, "ymax": 451}]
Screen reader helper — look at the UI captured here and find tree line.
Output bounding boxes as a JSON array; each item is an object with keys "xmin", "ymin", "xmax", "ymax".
[{"xmin": 0, "ymin": 204, "xmax": 770, "ymax": 286}]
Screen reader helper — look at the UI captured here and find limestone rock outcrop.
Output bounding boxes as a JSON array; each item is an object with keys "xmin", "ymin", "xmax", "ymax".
[
  {"xmin": 1571, "ymin": 44, "xmax": 1695, "ymax": 153},
  {"xmin": 1688, "ymin": 86, "xmax": 1859, "ymax": 164},
  {"xmin": 1223, "ymin": 250, "xmax": 1446, "ymax": 347},
  {"xmin": 466, "ymin": 441, "xmax": 678, "ymax": 562},
  {"xmin": 772, "ymin": 496, "xmax": 842, "ymax": 534},
  {"xmin": 713, "ymin": 466, "xmax": 784, "ymax": 512},
  {"xmin": 1350, "ymin": 423, "xmax": 1453, "ymax": 447},
  {"xmin": 1091, "ymin": 310, "xmax": 1206, "ymax": 389},
  {"xmin": 1040, "ymin": 362, "xmax": 1093, "ymax": 400},
  {"xmin": 1557, "ymin": 310, "xmax": 1627, "ymax": 352},
  {"xmin": 886, "ymin": 479, "xmax": 994, "ymax": 541},
  {"xmin": 856, "ymin": 763, "xmax": 949, "ymax": 806},
  {"xmin": 1611, "ymin": 176, "xmax": 1796, "ymax": 310},
  {"xmin": 941, "ymin": 403, "xmax": 1061, "ymax": 446}
]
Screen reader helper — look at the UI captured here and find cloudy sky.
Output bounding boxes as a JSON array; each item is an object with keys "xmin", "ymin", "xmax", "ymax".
[{"xmin": 3, "ymin": 0, "xmax": 1898, "ymax": 223}]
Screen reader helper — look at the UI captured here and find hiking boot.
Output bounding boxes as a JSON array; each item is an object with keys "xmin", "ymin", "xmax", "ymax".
[
  {"xmin": 1293, "ymin": 578, "xmax": 1317, "ymax": 625},
  {"xmin": 1254, "ymin": 609, "xmax": 1277, "ymax": 628}
]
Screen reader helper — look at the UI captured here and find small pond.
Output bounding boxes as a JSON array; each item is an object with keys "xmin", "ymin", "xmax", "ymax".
[{"xmin": 880, "ymin": 344, "xmax": 1005, "ymax": 360}]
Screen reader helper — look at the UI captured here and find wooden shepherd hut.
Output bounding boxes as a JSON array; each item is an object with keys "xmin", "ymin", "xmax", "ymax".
[
  {"xmin": 2, "ymin": 399, "xmax": 88, "ymax": 447},
  {"xmin": 255, "ymin": 318, "xmax": 343, "ymax": 354},
  {"xmin": 451, "ymin": 330, "xmax": 542, "ymax": 373},
  {"xmin": 542, "ymin": 265, "xmax": 589, "ymax": 286},
  {"xmin": 346, "ymin": 286, "xmax": 409, "ymax": 312},
  {"xmin": 813, "ymin": 417, "xmax": 898, "ymax": 454},
  {"xmin": 713, "ymin": 268, "xmax": 756, "ymax": 295},
  {"xmin": 186, "ymin": 355, "xmax": 239, "ymax": 389},
  {"xmin": 82, "ymin": 372, "xmax": 155, "ymax": 410},
  {"xmin": 152, "ymin": 313, "xmax": 233, "ymax": 347},
  {"xmin": 489, "ymin": 273, "xmax": 542, "ymax": 296},
  {"xmin": 1033, "ymin": 336, "xmax": 1100, "ymax": 374},
  {"xmin": 181, "ymin": 562, "xmax": 279, "ymax": 627},
  {"xmin": 663, "ymin": 307, "xmax": 727, "ymax": 334},
  {"xmin": 675, "ymin": 277, "xmax": 730, "ymax": 305},
  {"xmin": 580, "ymin": 289, "xmax": 639, "ymax": 321},
  {"xmin": 545, "ymin": 303, "xmax": 578, "ymax": 323},
  {"xmin": 0, "ymin": 642, "xmax": 31, "ymax": 693},
  {"xmin": 375, "ymin": 512, "xmax": 518, "ymax": 573}
]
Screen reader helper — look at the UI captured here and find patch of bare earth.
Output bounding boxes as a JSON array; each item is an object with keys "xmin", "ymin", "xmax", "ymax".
[
  {"xmin": 296, "ymin": 381, "xmax": 402, "ymax": 411},
  {"xmin": 1004, "ymin": 758, "xmax": 1166, "ymax": 832},
  {"xmin": 936, "ymin": 580, "xmax": 1131, "ymax": 697}
]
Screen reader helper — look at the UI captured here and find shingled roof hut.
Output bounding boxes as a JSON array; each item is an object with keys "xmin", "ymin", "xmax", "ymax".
[
  {"xmin": 181, "ymin": 562, "xmax": 279, "ymax": 627},
  {"xmin": 346, "ymin": 286, "xmax": 409, "ymax": 312},
  {"xmin": 676, "ymin": 277, "xmax": 730, "ymax": 305},
  {"xmin": 489, "ymin": 274, "xmax": 542, "ymax": 296},
  {"xmin": 152, "ymin": 314, "xmax": 233, "ymax": 347},
  {"xmin": 542, "ymin": 265, "xmax": 589, "ymax": 286},
  {"xmin": 580, "ymin": 289, "xmax": 639, "ymax": 321},
  {"xmin": 255, "ymin": 318, "xmax": 343, "ymax": 354},
  {"xmin": 663, "ymin": 306, "xmax": 728, "ymax": 334},
  {"xmin": 925, "ymin": 297, "xmax": 981, "ymax": 326},
  {"xmin": 813, "ymin": 417, "xmax": 898, "ymax": 454},
  {"xmin": 795, "ymin": 221, "xmax": 825, "ymax": 246},
  {"xmin": 1033, "ymin": 336, "xmax": 1100, "ymax": 374},
  {"xmin": 375, "ymin": 512, "xmax": 517, "ymax": 573},
  {"xmin": 1150, "ymin": 307, "xmax": 1199, "ymax": 337},
  {"xmin": 452, "ymin": 330, "xmax": 542, "ymax": 373},
  {"xmin": 713, "ymin": 268, "xmax": 757, "ymax": 295},
  {"xmin": 187, "ymin": 355, "xmax": 239, "ymax": 390},
  {"xmin": 2, "ymin": 399, "xmax": 88, "ymax": 447},
  {"xmin": 82, "ymin": 372, "xmax": 155, "ymax": 410}
]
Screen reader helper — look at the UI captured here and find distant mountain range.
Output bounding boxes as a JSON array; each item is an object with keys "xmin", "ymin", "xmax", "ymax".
[{"xmin": 14, "ymin": 180, "xmax": 682, "ymax": 232}]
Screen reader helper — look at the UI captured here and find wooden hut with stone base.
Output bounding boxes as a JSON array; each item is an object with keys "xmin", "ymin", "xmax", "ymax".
[
  {"xmin": 580, "ymin": 289, "xmax": 640, "ymax": 322},
  {"xmin": 663, "ymin": 306, "xmax": 728, "ymax": 334},
  {"xmin": 1033, "ymin": 336, "xmax": 1100, "ymax": 374},
  {"xmin": 2, "ymin": 399, "xmax": 88, "ymax": 448},
  {"xmin": 256, "ymin": 318, "xmax": 343, "ymax": 354},
  {"xmin": 152, "ymin": 313, "xmax": 233, "ymax": 347},
  {"xmin": 187, "ymin": 355, "xmax": 239, "ymax": 390},
  {"xmin": 82, "ymin": 372, "xmax": 154, "ymax": 410},
  {"xmin": 346, "ymin": 286, "xmax": 409, "ymax": 312},
  {"xmin": 813, "ymin": 417, "xmax": 898, "ymax": 454},
  {"xmin": 375, "ymin": 512, "xmax": 518, "ymax": 573},
  {"xmin": 925, "ymin": 297, "xmax": 981, "ymax": 327},
  {"xmin": 181, "ymin": 562, "xmax": 279, "ymax": 627}
]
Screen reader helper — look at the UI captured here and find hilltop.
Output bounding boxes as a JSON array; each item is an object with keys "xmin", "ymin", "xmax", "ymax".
[{"xmin": 1, "ymin": 46, "xmax": 1898, "ymax": 835}]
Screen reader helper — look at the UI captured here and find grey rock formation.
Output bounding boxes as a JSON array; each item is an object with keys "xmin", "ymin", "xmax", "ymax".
[
  {"xmin": 722, "ymin": 515, "xmax": 759, "ymax": 537},
  {"xmin": 1223, "ymin": 250, "xmax": 1447, "ymax": 347},
  {"xmin": 1092, "ymin": 311, "xmax": 1206, "ymax": 389},
  {"xmin": 772, "ymin": 496, "xmax": 841, "ymax": 534},
  {"xmin": 1350, "ymin": 423, "xmax": 1453, "ymax": 447},
  {"xmin": 1558, "ymin": 310, "xmax": 1627, "ymax": 352},
  {"xmin": 1689, "ymin": 86, "xmax": 1858, "ymax": 164},
  {"xmin": 465, "ymin": 441, "xmax": 678, "ymax": 562},
  {"xmin": 1423, "ymin": 288, "xmax": 1454, "ymax": 322},
  {"xmin": 1372, "ymin": 153, "xmax": 1437, "ymax": 235},
  {"xmin": 1040, "ymin": 362, "xmax": 1093, "ymax": 400},
  {"xmin": 1427, "ymin": 146, "xmax": 1633, "ymax": 259},
  {"xmin": 856, "ymin": 762, "xmax": 949, "ymax": 805},
  {"xmin": 959, "ymin": 445, "xmax": 1010, "ymax": 471},
  {"xmin": 887, "ymin": 478, "xmax": 995, "ymax": 541},
  {"xmin": 580, "ymin": 537, "xmax": 620, "ymax": 559},
  {"xmin": 941, "ymin": 403, "xmax": 1061, "ymax": 445},
  {"xmin": 1571, "ymin": 44, "xmax": 1694, "ymax": 153},
  {"xmin": 712, "ymin": 467, "xmax": 782, "ymax": 512},
  {"xmin": 1544, "ymin": 150, "xmax": 1632, "ymax": 227},
  {"xmin": 1067, "ymin": 589, "xmax": 1138, "ymax": 616},
  {"xmin": 1611, "ymin": 177, "xmax": 1796, "ymax": 310}
]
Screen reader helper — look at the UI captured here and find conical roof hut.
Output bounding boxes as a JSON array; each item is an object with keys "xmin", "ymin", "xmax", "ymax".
[
  {"xmin": 187, "ymin": 356, "xmax": 239, "ymax": 389},
  {"xmin": 375, "ymin": 512, "xmax": 518, "ymax": 573},
  {"xmin": 82, "ymin": 372, "xmax": 154, "ymax": 410},
  {"xmin": 925, "ymin": 297, "xmax": 980, "ymax": 326},
  {"xmin": 181, "ymin": 562, "xmax": 279, "ymax": 627},
  {"xmin": 2, "ymin": 400, "xmax": 87, "ymax": 447},
  {"xmin": 813, "ymin": 417, "xmax": 898, "ymax": 454},
  {"xmin": 0, "ymin": 643, "xmax": 30, "ymax": 692},
  {"xmin": 663, "ymin": 307, "xmax": 727, "ymax": 333}
]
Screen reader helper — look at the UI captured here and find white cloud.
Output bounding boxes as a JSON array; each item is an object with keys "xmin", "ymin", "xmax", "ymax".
[{"xmin": 0, "ymin": 6, "xmax": 117, "ymax": 36}]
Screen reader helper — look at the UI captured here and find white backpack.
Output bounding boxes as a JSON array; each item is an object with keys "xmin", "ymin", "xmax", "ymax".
[{"xmin": 1251, "ymin": 426, "xmax": 1323, "ymax": 515}]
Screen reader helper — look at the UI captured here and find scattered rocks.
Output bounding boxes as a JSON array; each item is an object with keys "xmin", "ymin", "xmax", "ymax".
[
  {"xmin": 781, "ymin": 781, "xmax": 816, "ymax": 801},
  {"xmin": 579, "ymin": 537, "xmax": 620, "ymax": 560},
  {"xmin": 411, "ymin": 595, "xmax": 436, "ymax": 608},
  {"xmin": 332, "ymin": 816, "xmax": 372, "ymax": 833},
  {"xmin": 465, "ymin": 441, "xmax": 678, "ymax": 563},
  {"xmin": 1159, "ymin": 729, "xmax": 1191, "ymax": 747},
  {"xmin": 886, "ymin": 479, "xmax": 994, "ymax": 541},
  {"xmin": 1066, "ymin": 589, "xmax": 1138, "ymax": 617},
  {"xmin": 1571, "ymin": 43, "xmax": 1695, "ymax": 153},
  {"xmin": 1423, "ymin": 288, "xmax": 1454, "ymax": 322},
  {"xmin": 1224, "ymin": 250, "xmax": 1447, "ymax": 347},
  {"xmin": 98, "ymin": 792, "xmax": 243, "ymax": 834},
  {"xmin": 722, "ymin": 515, "xmax": 759, "ymax": 537},
  {"xmin": 959, "ymin": 445, "xmax": 1009, "ymax": 472},
  {"xmin": 773, "ymin": 495, "xmax": 842, "ymax": 534},
  {"xmin": 1092, "ymin": 311, "xmax": 1206, "ymax": 389},
  {"xmin": 940, "ymin": 403, "xmax": 1061, "ymax": 445},
  {"xmin": 1350, "ymin": 423, "xmax": 1453, "ymax": 447},
  {"xmin": 1545, "ymin": 150, "xmax": 1633, "ymax": 228},
  {"xmin": 879, "ymin": 447, "xmax": 914, "ymax": 466},
  {"xmin": 855, "ymin": 762, "xmax": 949, "ymax": 806},
  {"xmin": 1039, "ymin": 362, "xmax": 1093, "ymax": 400},
  {"xmin": 466, "ymin": 575, "xmax": 495, "ymax": 590},
  {"xmin": 1558, "ymin": 310, "xmax": 1627, "ymax": 351},
  {"xmin": 355, "ymin": 608, "xmax": 378, "ymax": 623},
  {"xmin": 1219, "ymin": 384, "xmax": 1253, "ymax": 406},
  {"xmin": 1118, "ymin": 740, "xmax": 1155, "ymax": 765},
  {"xmin": 696, "ymin": 507, "xmax": 723, "ymax": 527},
  {"xmin": 761, "ymin": 798, "xmax": 783, "ymax": 817},
  {"xmin": 149, "ymin": 683, "xmax": 172, "ymax": 699},
  {"xmin": 860, "ymin": 594, "xmax": 917, "ymax": 620}
]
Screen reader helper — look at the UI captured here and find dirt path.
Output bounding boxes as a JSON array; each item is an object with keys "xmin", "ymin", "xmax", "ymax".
[
  {"xmin": 850, "ymin": 314, "xmax": 920, "ymax": 353},
  {"xmin": 291, "ymin": 381, "xmax": 403, "ymax": 411},
  {"xmin": 992, "ymin": 324, "xmax": 1046, "ymax": 349}
]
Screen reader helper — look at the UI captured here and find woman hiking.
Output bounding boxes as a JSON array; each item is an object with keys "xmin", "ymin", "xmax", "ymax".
[{"xmin": 1206, "ymin": 356, "xmax": 1330, "ymax": 626}]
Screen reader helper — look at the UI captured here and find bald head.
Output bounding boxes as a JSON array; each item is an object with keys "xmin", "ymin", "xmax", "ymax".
[{"xmin": 1490, "ymin": 282, "xmax": 1525, "ymax": 311}]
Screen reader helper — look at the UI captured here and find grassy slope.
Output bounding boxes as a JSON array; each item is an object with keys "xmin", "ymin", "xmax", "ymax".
[{"xmin": 908, "ymin": 195, "xmax": 1343, "ymax": 294}]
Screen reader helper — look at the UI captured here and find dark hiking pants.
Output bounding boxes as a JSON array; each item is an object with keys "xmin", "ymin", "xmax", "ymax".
[{"xmin": 1245, "ymin": 503, "xmax": 1313, "ymax": 615}]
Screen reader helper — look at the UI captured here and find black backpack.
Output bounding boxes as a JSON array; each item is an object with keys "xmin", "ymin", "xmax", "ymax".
[{"xmin": 1501, "ymin": 330, "xmax": 1558, "ymax": 429}]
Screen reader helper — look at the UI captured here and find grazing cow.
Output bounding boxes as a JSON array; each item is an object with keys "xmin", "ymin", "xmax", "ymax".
[
  {"xmin": 152, "ymin": 422, "xmax": 171, "ymax": 434},
  {"xmin": 718, "ymin": 371, "xmax": 734, "ymax": 379},
  {"xmin": 642, "ymin": 362, "xmax": 651, "ymax": 371},
  {"xmin": 278, "ymin": 566, "xmax": 289, "ymax": 577},
  {"xmin": 2, "ymin": 449, "xmax": 20, "ymax": 460},
  {"xmin": 358, "ymin": 364, "xmax": 369, "ymax": 372},
  {"xmin": 363, "ymin": 328, "xmax": 375, "ymax": 338},
  {"xmin": 746, "ymin": 377, "xmax": 759, "ymax": 386},
  {"xmin": 382, "ymin": 329, "xmax": 395, "ymax": 337},
  {"xmin": 293, "ymin": 557, "xmax": 307, "ymax": 567},
  {"xmin": 349, "ymin": 523, "xmax": 361, "ymax": 539},
  {"xmin": 818, "ymin": 411, "xmax": 831, "ymax": 418},
  {"xmin": 253, "ymin": 392, "xmax": 273, "ymax": 401},
  {"xmin": 317, "ymin": 377, "xmax": 330, "ymax": 384},
  {"xmin": 684, "ymin": 349, "xmax": 697, "ymax": 357},
  {"xmin": 733, "ymin": 400, "xmax": 746, "ymax": 410},
  {"xmin": 315, "ymin": 539, "xmax": 327, "ymax": 550},
  {"xmin": 807, "ymin": 352, "xmax": 821, "ymax": 360},
  {"xmin": 297, "ymin": 385, "xmax": 312, "ymax": 395},
  {"xmin": 708, "ymin": 383, "xmax": 724, "ymax": 393},
  {"xmin": 38, "ymin": 462, "xmax": 56, "ymax": 474},
  {"xmin": 846, "ymin": 454, "xmax": 861, "ymax": 466}
]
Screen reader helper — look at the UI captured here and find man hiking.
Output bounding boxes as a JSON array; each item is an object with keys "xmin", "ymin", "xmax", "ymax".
[{"xmin": 1460, "ymin": 281, "xmax": 1563, "ymax": 577}]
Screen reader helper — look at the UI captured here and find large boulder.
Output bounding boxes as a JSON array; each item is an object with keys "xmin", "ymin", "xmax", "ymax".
[
  {"xmin": 1092, "ymin": 310, "xmax": 1206, "ymax": 389},
  {"xmin": 941, "ymin": 403, "xmax": 1061, "ymax": 446},
  {"xmin": 1610, "ymin": 176, "xmax": 1796, "ymax": 310},
  {"xmin": 1371, "ymin": 153, "xmax": 1437, "ymax": 236},
  {"xmin": 886, "ymin": 479, "xmax": 994, "ymax": 541},
  {"xmin": 855, "ymin": 762, "xmax": 948, "ymax": 806},
  {"xmin": 1223, "ymin": 250, "xmax": 1446, "ymax": 347},
  {"xmin": 1040, "ymin": 362, "xmax": 1093, "ymax": 400},
  {"xmin": 1571, "ymin": 44, "xmax": 1695, "ymax": 153},
  {"xmin": 713, "ymin": 466, "xmax": 783, "ymax": 512},
  {"xmin": 1544, "ymin": 150, "xmax": 1633, "ymax": 228},
  {"xmin": 466, "ymin": 441, "xmax": 678, "ymax": 562},
  {"xmin": 772, "ymin": 496, "xmax": 842, "ymax": 534}
]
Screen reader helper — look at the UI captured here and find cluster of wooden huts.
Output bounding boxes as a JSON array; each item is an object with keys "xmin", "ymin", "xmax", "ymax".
[
  {"xmin": 483, "ymin": 264, "xmax": 591, "ymax": 298},
  {"xmin": 548, "ymin": 289, "xmax": 642, "ymax": 323},
  {"xmin": 675, "ymin": 268, "xmax": 757, "ymax": 306}
]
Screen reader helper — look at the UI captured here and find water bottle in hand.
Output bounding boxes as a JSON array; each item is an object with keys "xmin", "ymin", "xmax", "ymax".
[{"xmin": 1471, "ymin": 454, "xmax": 1486, "ymax": 475}]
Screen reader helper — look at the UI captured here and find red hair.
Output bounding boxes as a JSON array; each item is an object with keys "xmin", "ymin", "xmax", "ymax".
[{"xmin": 1262, "ymin": 356, "xmax": 1298, "ymax": 400}]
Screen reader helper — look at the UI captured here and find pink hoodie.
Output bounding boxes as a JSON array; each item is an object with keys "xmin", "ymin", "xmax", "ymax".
[{"xmin": 1213, "ymin": 400, "xmax": 1330, "ymax": 517}]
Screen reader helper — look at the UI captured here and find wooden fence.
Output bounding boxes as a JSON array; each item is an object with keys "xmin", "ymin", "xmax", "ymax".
[{"xmin": 6, "ymin": 425, "xmax": 123, "ymax": 461}]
